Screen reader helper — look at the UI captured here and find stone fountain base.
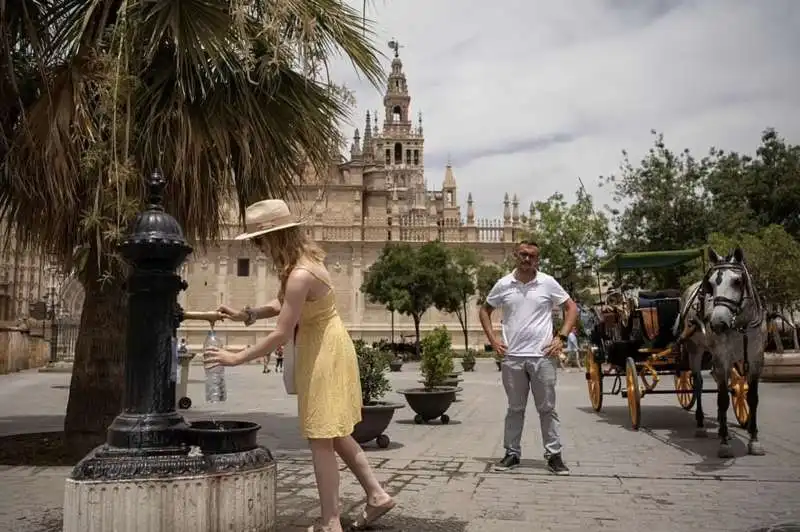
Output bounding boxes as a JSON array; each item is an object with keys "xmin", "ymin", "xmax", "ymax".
[{"xmin": 63, "ymin": 422, "xmax": 276, "ymax": 532}]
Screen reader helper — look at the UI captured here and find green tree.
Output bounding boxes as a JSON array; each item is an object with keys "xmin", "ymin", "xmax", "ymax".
[
  {"xmin": 706, "ymin": 129, "xmax": 800, "ymax": 240},
  {"xmin": 432, "ymin": 246, "xmax": 479, "ymax": 351},
  {"xmin": 705, "ymin": 226, "xmax": 800, "ymax": 311},
  {"xmin": 603, "ymin": 131, "xmax": 714, "ymax": 288},
  {"xmin": 523, "ymin": 185, "xmax": 610, "ymax": 295},
  {"xmin": 361, "ymin": 242, "xmax": 449, "ymax": 357},
  {"xmin": 475, "ymin": 262, "xmax": 505, "ymax": 305},
  {"xmin": 0, "ymin": 0, "xmax": 383, "ymax": 449}
]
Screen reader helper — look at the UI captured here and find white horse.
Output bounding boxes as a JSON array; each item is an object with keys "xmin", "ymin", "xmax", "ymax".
[{"xmin": 674, "ymin": 247, "xmax": 767, "ymax": 458}]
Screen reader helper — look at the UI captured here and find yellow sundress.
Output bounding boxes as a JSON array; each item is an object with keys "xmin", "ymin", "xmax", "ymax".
[{"xmin": 292, "ymin": 267, "xmax": 362, "ymax": 439}]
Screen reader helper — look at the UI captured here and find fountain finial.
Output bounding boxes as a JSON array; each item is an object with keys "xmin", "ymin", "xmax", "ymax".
[{"xmin": 146, "ymin": 168, "xmax": 167, "ymax": 211}]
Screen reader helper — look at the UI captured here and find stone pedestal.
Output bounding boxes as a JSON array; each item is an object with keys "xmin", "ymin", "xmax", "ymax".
[{"xmin": 63, "ymin": 446, "xmax": 277, "ymax": 532}]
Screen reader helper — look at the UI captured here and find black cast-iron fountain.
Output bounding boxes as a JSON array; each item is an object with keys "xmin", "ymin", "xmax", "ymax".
[{"xmin": 63, "ymin": 170, "xmax": 277, "ymax": 531}]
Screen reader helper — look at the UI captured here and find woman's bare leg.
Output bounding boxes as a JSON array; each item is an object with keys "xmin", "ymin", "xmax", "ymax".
[
  {"xmin": 309, "ymin": 438, "xmax": 343, "ymax": 530},
  {"xmin": 333, "ymin": 435, "xmax": 392, "ymax": 505}
]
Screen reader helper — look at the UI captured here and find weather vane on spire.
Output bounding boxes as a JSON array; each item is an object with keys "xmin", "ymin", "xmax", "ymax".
[{"xmin": 387, "ymin": 38, "xmax": 403, "ymax": 57}]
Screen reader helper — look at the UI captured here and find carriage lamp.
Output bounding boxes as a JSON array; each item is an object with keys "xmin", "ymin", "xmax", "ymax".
[
  {"xmin": 553, "ymin": 267, "xmax": 563, "ymax": 281},
  {"xmin": 582, "ymin": 263, "xmax": 593, "ymax": 277}
]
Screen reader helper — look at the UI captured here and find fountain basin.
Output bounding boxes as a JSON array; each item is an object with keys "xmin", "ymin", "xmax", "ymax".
[{"xmin": 183, "ymin": 420, "xmax": 260, "ymax": 454}]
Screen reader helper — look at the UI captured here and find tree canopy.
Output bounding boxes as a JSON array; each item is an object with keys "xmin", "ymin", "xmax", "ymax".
[
  {"xmin": 361, "ymin": 242, "xmax": 450, "ymax": 355},
  {"xmin": 432, "ymin": 246, "xmax": 480, "ymax": 351},
  {"xmin": 523, "ymin": 186, "xmax": 610, "ymax": 296}
]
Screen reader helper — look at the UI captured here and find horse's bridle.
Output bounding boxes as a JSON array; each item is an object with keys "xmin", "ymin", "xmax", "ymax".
[{"xmin": 703, "ymin": 261, "xmax": 762, "ymax": 331}]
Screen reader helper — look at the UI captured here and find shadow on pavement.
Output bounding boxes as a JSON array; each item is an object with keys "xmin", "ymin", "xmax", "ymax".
[
  {"xmin": 0, "ymin": 410, "xmax": 304, "ymax": 466},
  {"xmin": 577, "ymin": 404, "xmax": 749, "ymax": 472}
]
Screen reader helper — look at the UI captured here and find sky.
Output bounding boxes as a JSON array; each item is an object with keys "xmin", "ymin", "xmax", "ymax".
[{"xmin": 327, "ymin": 0, "xmax": 800, "ymax": 221}]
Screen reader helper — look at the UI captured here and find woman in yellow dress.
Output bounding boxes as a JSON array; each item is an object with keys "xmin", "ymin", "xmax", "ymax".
[{"xmin": 204, "ymin": 199, "xmax": 396, "ymax": 532}]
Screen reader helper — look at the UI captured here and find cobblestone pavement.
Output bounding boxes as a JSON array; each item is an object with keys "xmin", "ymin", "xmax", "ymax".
[{"xmin": 1, "ymin": 359, "xmax": 799, "ymax": 531}]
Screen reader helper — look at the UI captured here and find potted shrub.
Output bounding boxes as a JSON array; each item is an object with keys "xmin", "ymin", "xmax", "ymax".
[
  {"xmin": 461, "ymin": 349, "xmax": 477, "ymax": 372},
  {"xmin": 351, "ymin": 340, "xmax": 404, "ymax": 448},
  {"xmin": 389, "ymin": 353, "xmax": 404, "ymax": 372},
  {"xmin": 376, "ymin": 339, "xmax": 404, "ymax": 371},
  {"xmin": 399, "ymin": 326, "xmax": 461, "ymax": 424}
]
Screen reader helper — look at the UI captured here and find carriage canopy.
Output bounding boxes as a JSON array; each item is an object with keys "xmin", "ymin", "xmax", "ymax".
[{"xmin": 598, "ymin": 247, "xmax": 707, "ymax": 273}]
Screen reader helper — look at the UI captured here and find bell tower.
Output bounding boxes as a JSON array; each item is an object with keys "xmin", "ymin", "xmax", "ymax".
[
  {"xmin": 383, "ymin": 39, "xmax": 412, "ymax": 135},
  {"xmin": 376, "ymin": 39, "xmax": 425, "ymax": 216}
]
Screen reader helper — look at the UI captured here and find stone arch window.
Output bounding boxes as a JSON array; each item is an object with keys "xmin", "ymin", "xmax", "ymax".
[
  {"xmin": 394, "ymin": 143, "xmax": 402, "ymax": 165},
  {"xmin": 392, "ymin": 105, "xmax": 402, "ymax": 122}
]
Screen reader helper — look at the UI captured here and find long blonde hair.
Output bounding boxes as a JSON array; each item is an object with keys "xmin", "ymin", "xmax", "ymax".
[{"xmin": 255, "ymin": 227, "xmax": 325, "ymax": 300}]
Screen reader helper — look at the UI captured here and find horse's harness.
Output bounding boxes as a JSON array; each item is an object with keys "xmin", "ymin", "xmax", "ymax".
[{"xmin": 698, "ymin": 261, "xmax": 764, "ymax": 374}]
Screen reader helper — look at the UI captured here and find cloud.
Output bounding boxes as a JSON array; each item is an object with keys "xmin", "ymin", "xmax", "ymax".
[{"xmin": 328, "ymin": 0, "xmax": 800, "ymax": 219}]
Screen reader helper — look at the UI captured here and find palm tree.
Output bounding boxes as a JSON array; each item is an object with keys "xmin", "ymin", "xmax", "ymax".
[{"xmin": 0, "ymin": 0, "xmax": 384, "ymax": 450}]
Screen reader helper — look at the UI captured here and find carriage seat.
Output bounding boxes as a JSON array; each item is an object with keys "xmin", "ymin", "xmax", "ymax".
[
  {"xmin": 637, "ymin": 297, "xmax": 681, "ymax": 348},
  {"xmin": 638, "ymin": 289, "xmax": 681, "ymax": 307}
]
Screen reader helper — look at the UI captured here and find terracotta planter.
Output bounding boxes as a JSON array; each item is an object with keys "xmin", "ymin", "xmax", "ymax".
[
  {"xmin": 352, "ymin": 402, "xmax": 404, "ymax": 448},
  {"xmin": 399, "ymin": 386, "xmax": 460, "ymax": 424},
  {"xmin": 461, "ymin": 360, "xmax": 475, "ymax": 371},
  {"xmin": 389, "ymin": 360, "xmax": 403, "ymax": 372}
]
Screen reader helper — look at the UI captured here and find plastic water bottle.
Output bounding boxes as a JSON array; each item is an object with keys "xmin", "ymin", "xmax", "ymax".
[{"xmin": 204, "ymin": 329, "xmax": 227, "ymax": 403}]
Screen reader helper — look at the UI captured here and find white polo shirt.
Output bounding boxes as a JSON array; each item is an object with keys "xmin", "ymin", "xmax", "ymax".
[{"xmin": 486, "ymin": 270, "xmax": 570, "ymax": 357}]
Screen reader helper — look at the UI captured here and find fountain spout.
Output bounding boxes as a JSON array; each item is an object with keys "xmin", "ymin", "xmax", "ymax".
[{"xmin": 182, "ymin": 310, "xmax": 224, "ymax": 326}]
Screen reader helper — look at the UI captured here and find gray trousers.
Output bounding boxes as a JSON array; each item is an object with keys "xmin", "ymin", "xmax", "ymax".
[{"xmin": 501, "ymin": 355, "xmax": 562, "ymax": 458}]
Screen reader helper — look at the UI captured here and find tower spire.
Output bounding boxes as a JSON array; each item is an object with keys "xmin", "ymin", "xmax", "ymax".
[
  {"xmin": 363, "ymin": 111, "xmax": 372, "ymax": 156},
  {"xmin": 383, "ymin": 40, "xmax": 411, "ymax": 133}
]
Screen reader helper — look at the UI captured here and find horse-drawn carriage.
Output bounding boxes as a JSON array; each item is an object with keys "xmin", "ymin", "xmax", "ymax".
[{"xmin": 583, "ymin": 248, "xmax": 751, "ymax": 430}]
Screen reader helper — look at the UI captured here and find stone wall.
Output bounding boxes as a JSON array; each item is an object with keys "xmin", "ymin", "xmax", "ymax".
[{"xmin": 0, "ymin": 325, "xmax": 51, "ymax": 374}]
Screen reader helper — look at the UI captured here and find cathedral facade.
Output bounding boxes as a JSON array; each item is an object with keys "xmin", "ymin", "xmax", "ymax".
[
  {"xmin": 1, "ymin": 47, "xmax": 525, "ymax": 352},
  {"xmin": 177, "ymin": 48, "xmax": 524, "ymax": 350}
]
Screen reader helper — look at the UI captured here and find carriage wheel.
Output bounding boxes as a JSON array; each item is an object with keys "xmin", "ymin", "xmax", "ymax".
[
  {"xmin": 625, "ymin": 357, "xmax": 641, "ymax": 430},
  {"xmin": 729, "ymin": 366, "xmax": 750, "ymax": 429},
  {"xmin": 674, "ymin": 371, "xmax": 696, "ymax": 411},
  {"xmin": 585, "ymin": 349, "xmax": 603, "ymax": 412}
]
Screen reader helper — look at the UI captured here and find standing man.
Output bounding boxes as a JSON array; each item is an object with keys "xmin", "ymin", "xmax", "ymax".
[{"xmin": 479, "ymin": 240, "xmax": 578, "ymax": 474}]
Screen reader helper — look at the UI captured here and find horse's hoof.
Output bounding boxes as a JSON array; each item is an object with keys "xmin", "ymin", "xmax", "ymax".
[
  {"xmin": 748, "ymin": 441, "xmax": 766, "ymax": 456},
  {"xmin": 717, "ymin": 444, "xmax": 734, "ymax": 459},
  {"xmin": 695, "ymin": 428, "xmax": 708, "ymax": 438}
]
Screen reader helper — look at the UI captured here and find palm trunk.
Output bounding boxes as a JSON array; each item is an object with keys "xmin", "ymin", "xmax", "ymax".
[{"xmin": 63, "ymin": 257, "xmax": 127, "ymax": 453}]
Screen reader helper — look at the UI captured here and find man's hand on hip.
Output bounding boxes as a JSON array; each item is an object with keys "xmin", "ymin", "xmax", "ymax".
[
  {"xmin": 491, "ymin": 339, "xmax": 507, "ymax": 356},
  {"xmin": 543, "ymin": 336, "xmax": 563, "ymax": 357}
]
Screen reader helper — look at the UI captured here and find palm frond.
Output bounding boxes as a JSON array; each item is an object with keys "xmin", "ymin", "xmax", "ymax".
[{"xmin": 2, "ymin": 0, "xmax": 385, "ymax": 273}]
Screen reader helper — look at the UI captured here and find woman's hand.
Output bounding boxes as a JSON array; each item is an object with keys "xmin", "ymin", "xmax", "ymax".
[
  {"xmin": 204, "ymin": 347, "xmax": 244, "ymax": 368},
  {"xmin": 217, "ymin": 304, "xmax": 247, "ymax": 322}
]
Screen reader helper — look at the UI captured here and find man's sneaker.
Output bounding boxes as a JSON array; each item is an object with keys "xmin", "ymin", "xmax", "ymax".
[
  {"xmin": 547, "ymin": 454, "xmax": 570, "ymax": 475},
  {"xmin": 494, "ymin": 453, "xmax": 520, "ymax": 471}
]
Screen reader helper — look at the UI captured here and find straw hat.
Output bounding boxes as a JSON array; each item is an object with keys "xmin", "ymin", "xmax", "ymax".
[{"xmin": 233, "ymin": 199, "xmax": 305, "ymax": 241}]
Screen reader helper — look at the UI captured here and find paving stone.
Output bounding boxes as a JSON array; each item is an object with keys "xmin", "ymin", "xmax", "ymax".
[{"xmin": 0, "ymin": 361, "xmax": 798, "ymax": 531}]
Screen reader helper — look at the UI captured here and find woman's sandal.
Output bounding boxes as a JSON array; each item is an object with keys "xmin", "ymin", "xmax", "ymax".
[{"xmin": 352, "ymin": 498, "xmax": 397, "ymax": 529}]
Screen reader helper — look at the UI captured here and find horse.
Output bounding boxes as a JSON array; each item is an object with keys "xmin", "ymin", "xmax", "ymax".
[{"xmin": 674, "ymin": 247, "xmax": 767, "ymax": 458}]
